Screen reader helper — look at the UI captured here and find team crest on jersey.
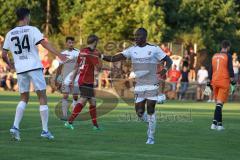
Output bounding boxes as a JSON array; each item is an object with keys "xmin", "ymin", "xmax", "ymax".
[{"xmin": 148, "ymin": 51, "xmax": 152, "ymax": 55}]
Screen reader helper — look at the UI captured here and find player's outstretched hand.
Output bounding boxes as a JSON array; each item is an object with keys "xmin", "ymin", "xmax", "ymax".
[{"xmin": 58, "ymin": 54, "xmax": 68, "ymax": 62}]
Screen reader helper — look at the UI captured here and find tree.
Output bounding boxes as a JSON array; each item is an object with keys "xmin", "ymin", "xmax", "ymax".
[
  {"xmin": 0, "ymin": 0, "xmax": 44, "ymax": 35},
  {"xmin": 162, "ymin": 0, "xmax": 240, "ymax": 52}
]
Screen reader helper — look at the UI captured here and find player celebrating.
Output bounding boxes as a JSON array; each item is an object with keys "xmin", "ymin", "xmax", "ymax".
[
  {"xmin": 55, "ymin": 37, "xmax": 80, "ymax": 120},
  {"xmin": 2, "ymin": 8, "xmax": 67, "ymax": 141},
  {"xmin": 64, "ymin": 35, "xmax": 102, "ymax": 130},
  {"xmin": 101, "ymin": 28, "xmax": 172, "ymax": 144},
  {"xmin": 207, "ymin": 40, "xmax": 235, "ymax": 131}
]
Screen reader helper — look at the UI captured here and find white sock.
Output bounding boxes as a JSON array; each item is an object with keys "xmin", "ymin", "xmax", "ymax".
[
  {"xmin": 13, "ymin": 101, "xmax": 27, "ymax": 129},
  {"xmin": 40, "ymin": 105, "xmax": 49, "ymax": 132},
  {"xmin": 147, "ymin": 113, "xmax": 157, "ymax": 140},
  {"xmin": 141, "ymin": 111, "xmax": 148, "ymax": 122},
  {"xmin": 71, "ymin": 99, "xmax": 78, "ymax": 111},
  {"xmin": 62, "ymin": 98, "xmax": 68, "ymax": 118}
]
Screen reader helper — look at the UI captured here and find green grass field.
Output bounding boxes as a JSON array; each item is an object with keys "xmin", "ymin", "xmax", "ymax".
[{"xmin": 0, "ymin": 91, "xmax": 240, "ymax": 160}]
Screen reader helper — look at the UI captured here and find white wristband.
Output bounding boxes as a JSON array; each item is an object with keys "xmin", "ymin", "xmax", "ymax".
[{"xmin": 101, "ymin": 54, "xmax": 104, "ymax": 60}]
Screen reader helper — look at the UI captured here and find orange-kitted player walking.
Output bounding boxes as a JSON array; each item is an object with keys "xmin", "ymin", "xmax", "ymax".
[{"xmin": 208, "ymin": 40, "xmax": 235, "ymax": 131}]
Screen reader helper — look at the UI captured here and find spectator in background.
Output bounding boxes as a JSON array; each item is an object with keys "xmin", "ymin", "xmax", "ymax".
[
  {"xmin": 122, "ymin": 65, "xmax": 130, "ymax": 79},
  {"xmin": 161, "ymin": 43, "xmax": 172, "ymax": 56},
  {"xmin": 232, "ymin": 53, "xmax": 239, "ymax": 83},
  {"xmin": 6, "ymin": 69, "xmax": 14, "ymax": 90},
  {"xmin": 196, "ymin": 66, "xmax": 208, "ymax": 101},
  {"xmin": 170, "ymin": 54, "xmax": 182, "ymax": 70},
  {"xmin": 41, "ymin": 55, "xmax": 50, "ymax": 75},
  {"xmin": 181, "ymin": 50, "xmax": 190, "ymax": 68},
  {"xmin": 178, "ymin": 66, "xmax": 189, "ymax": 100},
  {"xmin": 157, "ymin": 62, "xmax": 167, "ymax": 93},
  {"xmin": 189, "ymin": 47, "xmax": 197, "ymax": 81},
  {"xmin": 167, "ymin": 64, "xmax": 181, "ymax": 91},
  {"xmin": 0, "ymin": 36, "xmax": 4, "ymax": 49},
  {"xmin": 0, "ymin": 66, "xmax": 7, "ymax": 89},
  {"xmin": 101, "ymin": 69, "xmax": 110, "ymax": 88},
  {"xmin": 110, "ymin": 62, "xmax": 123, "ymax": 79}
]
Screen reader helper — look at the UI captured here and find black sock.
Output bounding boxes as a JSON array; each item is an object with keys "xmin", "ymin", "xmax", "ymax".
[
  {"xmin": 213, "ymin": 103, "xmax": 223, "ymax": 125},
  {"xmin": 212, "ymin": 120, "xmax": 217, "ymax": 125}
]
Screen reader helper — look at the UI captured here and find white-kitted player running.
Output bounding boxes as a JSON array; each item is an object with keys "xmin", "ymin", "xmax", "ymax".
[
  {"xmin": 55, "ymin": 36, "xmax": 80, "ymax": 120},
  {"xmin": 2, "ymin": 7, "xmax": 67, "ymax": 141},
  {"xmin": 101, "ymin": 28, "xmax": 172, "ymax": 144}
]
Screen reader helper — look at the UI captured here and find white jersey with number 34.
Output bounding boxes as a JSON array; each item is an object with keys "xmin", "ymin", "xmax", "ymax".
[{"xmin": 3, "ymin": 25, "xmax": 44, "ymax": 74}]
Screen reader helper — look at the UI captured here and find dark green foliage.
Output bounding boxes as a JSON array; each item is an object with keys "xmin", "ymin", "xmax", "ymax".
[{"xmin": 0, "ymin": 0, "xmax": 240, "ymax": 53}]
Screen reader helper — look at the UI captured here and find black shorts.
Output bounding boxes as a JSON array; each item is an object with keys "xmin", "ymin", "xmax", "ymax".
[{"xmin": 79, "ymin": 83, "xmax": 94, "ymax": 98}]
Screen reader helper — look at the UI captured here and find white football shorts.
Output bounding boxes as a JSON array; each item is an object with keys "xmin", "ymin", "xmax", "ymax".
[
  {"xmin": 17, "ymin": 69, "xmax": 46, "ymax": 93},
  {"xmin": 61, "ymin": 71, "xmax": 79, "ymax": 94},
  {"xmin": 134, "ymin": 84, "xmax": 159, "ymax": 103}
]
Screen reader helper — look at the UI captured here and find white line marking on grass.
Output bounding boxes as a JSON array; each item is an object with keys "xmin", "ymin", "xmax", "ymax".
[
  {"xmin": 0, "ymin": 121, "xmax": 141, "ymax": 133},
  {"xmin": 0, "ymin": 145, "xmax": 213, "ymax": 160}
]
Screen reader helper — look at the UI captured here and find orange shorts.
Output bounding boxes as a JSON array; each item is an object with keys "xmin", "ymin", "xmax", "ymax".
[{"xmin": 212, "ymin": 85, "xmax": 229, "ymax": 103}]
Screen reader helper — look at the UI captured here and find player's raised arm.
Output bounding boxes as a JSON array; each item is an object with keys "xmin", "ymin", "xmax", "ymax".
[
  {"xmin": 101, "ymin": 53, "xmax": 126, "ymax": 62},
  {"xmin": 40, "ymin": 40, "xmax": 67, "ymax": 62}
]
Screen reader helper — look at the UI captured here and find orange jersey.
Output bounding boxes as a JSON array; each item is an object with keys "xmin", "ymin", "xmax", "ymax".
[{"xmin": 211, "ymin": 53, "xmax": 230, "ymax": 88}]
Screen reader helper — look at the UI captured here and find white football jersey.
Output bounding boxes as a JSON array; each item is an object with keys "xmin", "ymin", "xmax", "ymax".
[
  {"xmin": 3, "ymin": 25, "xmax": 44, "ymax": 74},
  {"xmin": 60, "ymin": 49, "xmax": 79, "ymax": 79},
  {"xmin": 122, "ymin": 44, "xmax": 166, "ymax": 85}
]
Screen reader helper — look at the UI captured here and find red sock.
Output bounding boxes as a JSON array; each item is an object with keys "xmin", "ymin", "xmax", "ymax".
[
  {"xmin": 68, "ymin": 103, "xmax": 84, "ymax": 123},
  {"xmin": 89, "ymin": 105, "xmax": 98, "ymax": 127}
]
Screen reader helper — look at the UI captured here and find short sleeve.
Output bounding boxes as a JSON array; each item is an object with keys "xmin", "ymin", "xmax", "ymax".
[
  {"xmin": 33, "ymin": 27, "xmax": 44, "ymax": 45},
  {"xmin": 122, "ymin": 47, "xmax": 132, "ymax": 59},
  {"xmin": 3, "ymin": 33, "xmax": 10, "ymax": 51},
  {"xmin": 155, "ymin": 46, "xmax": 166, "ymax": 61},
  {"xmin": 74, "ymin": 49, "xmax": 80, "ymax": 58}
]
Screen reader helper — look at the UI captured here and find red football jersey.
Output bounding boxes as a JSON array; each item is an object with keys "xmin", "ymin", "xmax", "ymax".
[{"xmin": 77, "ymin": 48, "xmax": 100, "ymax": 85}]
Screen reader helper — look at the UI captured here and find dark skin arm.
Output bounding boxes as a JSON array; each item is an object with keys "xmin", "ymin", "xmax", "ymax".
[
  {"xmin": 159, "ymin": 55, "xmax": 173, "ymax": 76},
  {"xmin": 102, "ymin": 53, "xmax": 172, "ymax": 76},
  {"xmin": 102, "ymin": 53, "xmax": 126, "ymax": 62}
]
